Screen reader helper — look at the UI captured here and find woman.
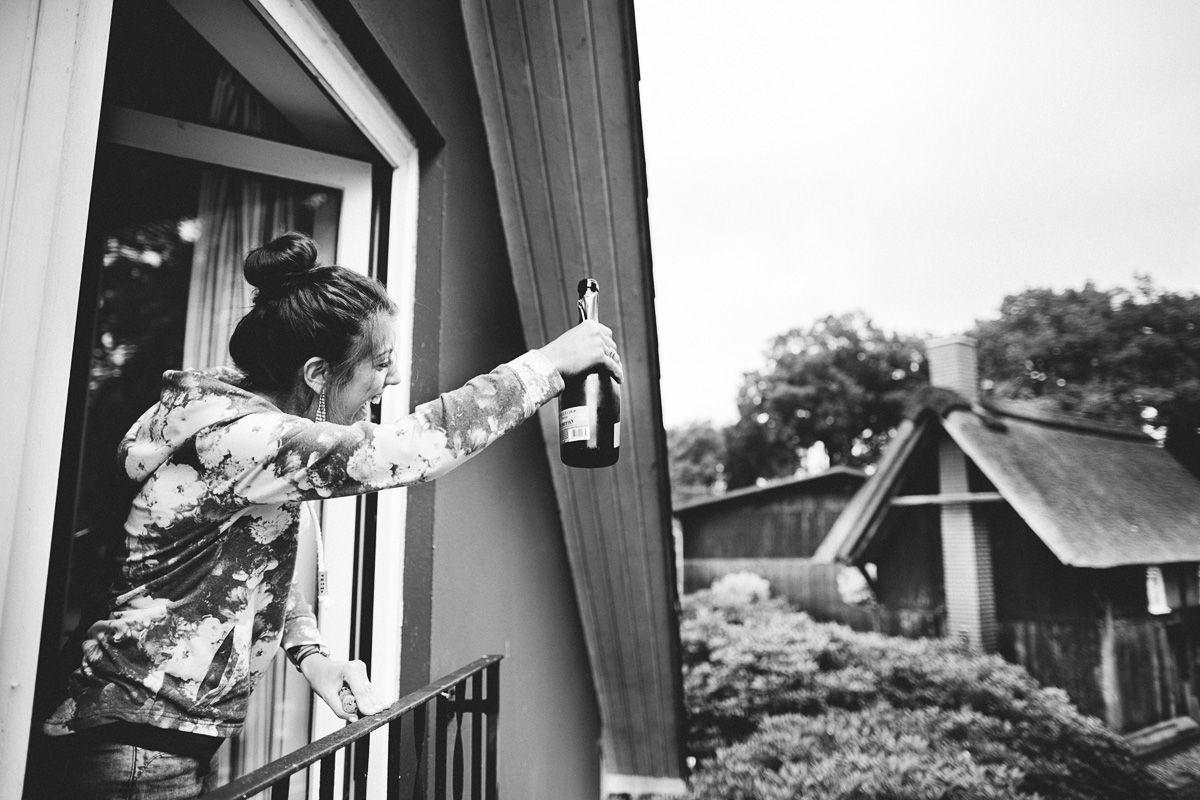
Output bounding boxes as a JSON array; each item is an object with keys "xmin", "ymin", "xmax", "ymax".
[{"xmin": 41, "ymin": 232, "xmax": 622, "ymax": 797}]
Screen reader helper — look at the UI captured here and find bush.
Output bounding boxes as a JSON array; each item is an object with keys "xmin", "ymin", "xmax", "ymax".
[
  {"xmin": 682, "ymin": 589, "xmax": 1169, "ymax": 800},
  {"xmin": 690, "ymin": 708, "xmax": 1033, "ymax": 800},
  {"xmin": 708, "ymin": 571, "xmax": 773, "ymax": 606}
]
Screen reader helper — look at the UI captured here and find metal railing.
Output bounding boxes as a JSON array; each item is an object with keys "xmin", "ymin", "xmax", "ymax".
[{"xmin": 207, "ymin": 655, "xmax": 501, "ymax": 800}]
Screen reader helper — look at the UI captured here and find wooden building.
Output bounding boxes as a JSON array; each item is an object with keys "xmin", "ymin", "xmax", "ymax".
[
  {"xmin": 675, "ymin": 468, "xmax": 865, "ymax": 618},
  {"xmin": 816, "ymin": 337, "xmax": 1200, "ymax": 740},
  {"xmin": 1, "ymin": 1, "xmax": 685, "ymax": 796}
]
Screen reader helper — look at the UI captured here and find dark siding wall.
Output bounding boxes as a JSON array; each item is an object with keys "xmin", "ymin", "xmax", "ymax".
[
  {"xmin": 1104, "ymin": 566, "xmax": 1162, "ymax": 617},
  {"xmin": 1005, "ymin": 613, "xmax": 1187, "ymax": 733},
  {"xmin": 851, "ymin": 439, "xmax": 944, "ymax": 638},
  {"xmin": 984, "ymin": 507, "xmax": 1195, "ymax": 732},
  {"xmin": 337, "ymin": 2, "xmax": 601, "ymax": 796},
  {"xmin": 867, "ymin": 506, "xmax": 945, "ymax": 637},
  {"xmin": 1001, "ymin": 619, "xmax": 1107, "ymax": 720},
  {"xmin": 1108, "ymin": 616, "xmax": 1184, "ymax": 731},
  {"xmin": 680, "ymin": 476, "xmax": 862, "ymax": 559},
  {"xmin": 898, "ymin": 437, "xmax": 940, "ymax": 496},
  {"xmin": 683, "ymin": 558, "xmax": 886, "ymax": 630},
  {"xmin": 986, "ymin": 505, "xmax": 1099, "ymax": 620},
  {"xmin": 869, "ymin": 507, "xmax": 943, "ymax": 609}
]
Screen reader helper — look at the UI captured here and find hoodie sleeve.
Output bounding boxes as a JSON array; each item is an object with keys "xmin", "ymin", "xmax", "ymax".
[
  {"xmin": 202, "ymin": 351, "xmax": 563, "ymax": 506},
  {"xmin": 281, "ymin": 579, "xmax": 324, "ymax": 651}
]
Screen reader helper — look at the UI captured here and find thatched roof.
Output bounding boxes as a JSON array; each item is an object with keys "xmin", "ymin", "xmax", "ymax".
[{"xmin": 816, "ymin": 398, "xmax": 1200, "ymax": 569}]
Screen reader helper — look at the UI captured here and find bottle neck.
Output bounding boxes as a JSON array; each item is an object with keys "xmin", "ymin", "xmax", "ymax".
[{"xmin": 578, "ymin": 287, "xmax": 599, "ymax": 323}]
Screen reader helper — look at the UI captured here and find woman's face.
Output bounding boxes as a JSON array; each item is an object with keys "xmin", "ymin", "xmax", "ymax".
[{"xmin": 329, "ymin": 313, "xmax": 402, "ymax": 424}]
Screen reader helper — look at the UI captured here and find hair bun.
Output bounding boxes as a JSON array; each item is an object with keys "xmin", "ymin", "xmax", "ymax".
[{"xmin": 244, "ymin": 232, "xmax": 320, "ymax": 295}]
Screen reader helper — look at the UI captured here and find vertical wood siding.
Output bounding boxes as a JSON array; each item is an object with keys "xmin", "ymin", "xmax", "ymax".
[
  {"xmin": 1002, "ymin": 615, "xmax": 1186, "ymax": 734},
  {"xmin": 459, "ymin": 0, "xmax": 685, "ymax": 783},
  {"xmin": 684, "ymin": 559, "xmax": 858, "ymax": 619},
  {"xmin": 683, "ymin": 558, "xmax": 944, "ymax": 637},
  {"xmin": 681, "ymin": 485, "xmax": 859, "ymax": 560}
]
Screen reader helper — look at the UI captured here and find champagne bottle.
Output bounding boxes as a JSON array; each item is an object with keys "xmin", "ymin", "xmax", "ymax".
[{"xmin": 559, "ymin": 278, "xmax": 621, "ymax": 468}]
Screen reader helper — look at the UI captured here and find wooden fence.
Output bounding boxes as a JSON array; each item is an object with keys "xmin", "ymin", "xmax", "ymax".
[{"xmin": 684, "ymin": 558, "xmax": 879, "ymax": 630}]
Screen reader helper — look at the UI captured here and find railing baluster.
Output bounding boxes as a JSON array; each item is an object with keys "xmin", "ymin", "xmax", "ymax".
[
  {"xmin": 485, "ymin": 662, "xmax": 499, "ymax": 800},
  {"xmin": 387, "ymin": 718, "xmax": 403, "ymax": 800},
  {"xmin": 414, "ymin": 702, "xmax": 428, "ymax": 799},
  {"xmin": 319, "ymin": 753, "xmax": 336, "ymax": 800},
  {"xmin": 471, "ymin": 672, "xmax": 483, "ymax": 800},
  {"xmin": 202, "ymin": 656, "xmax": 500, "ymax": 800},
  {"xmin": 352, "ymin": 727, "xmax": 371, "ymax": 800},
  {"xmin": 453, "ymin": 690, "xmax": 465, "ymax": 800},
  {"xmin": 434, "ymin": 689, "xmax": 450, "ymax": 798}
]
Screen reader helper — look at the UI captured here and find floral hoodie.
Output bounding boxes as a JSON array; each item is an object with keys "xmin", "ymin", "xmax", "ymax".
[{"xmin": 45, "ymin": 351, "xmax": 562, "ymax": 737}]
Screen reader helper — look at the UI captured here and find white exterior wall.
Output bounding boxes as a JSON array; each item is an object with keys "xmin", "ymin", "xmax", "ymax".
[
  {"xmin": 0, "ymin": 1, "xmax": 114, "ymax": 789},
  {"xmin": 938, "ymin": 438, "xmax": 998, "ymax": 652},
  {"xmin": 927, "ymin": 336, "xmax": 980, "ymax": 402}
]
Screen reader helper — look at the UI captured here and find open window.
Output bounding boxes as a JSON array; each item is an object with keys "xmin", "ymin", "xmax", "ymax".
[{"xmin": 31, "ymin": 0, "xmax": 418, "ymax": 794}]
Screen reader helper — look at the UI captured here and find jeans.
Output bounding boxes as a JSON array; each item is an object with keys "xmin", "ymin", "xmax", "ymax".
[{"xmin": 30, "ymin": 733, "xmax": 220, "ymax": 799}]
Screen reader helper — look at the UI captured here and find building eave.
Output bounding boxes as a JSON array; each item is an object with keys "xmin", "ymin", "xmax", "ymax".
[
  {"xmin": 460, "ymin": 0, "xmax": 685, "ymax": 782},
  {"xmin": 813, "ymin": 416, "xmax": 935, "ymax": 564},
  {"xmin": 673, "ymin": 466, "xmax": 867, "ymax": 516}
]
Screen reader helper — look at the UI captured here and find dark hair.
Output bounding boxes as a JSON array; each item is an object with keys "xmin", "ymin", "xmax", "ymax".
[{"xmin": 229, "ymin": 232, "xmax": 397, "ymax": 395}]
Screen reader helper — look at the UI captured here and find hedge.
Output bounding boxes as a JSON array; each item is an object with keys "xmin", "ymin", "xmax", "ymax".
[{"xmin": 682, "ymin": 581, "xmax": 1168, "ymax": 800}]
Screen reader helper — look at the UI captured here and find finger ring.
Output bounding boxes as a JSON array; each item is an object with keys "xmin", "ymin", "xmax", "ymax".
[
  {"xmin": 605, "ymin": 347, "xmax": 617, "ymax": 360},
  {"xmin": 339, "ymin": 684, "xmax": 359, "ymax": 715}
]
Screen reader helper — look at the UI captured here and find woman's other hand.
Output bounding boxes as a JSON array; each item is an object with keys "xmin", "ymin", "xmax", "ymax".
[
  {"xmin": 538, "ymin": 320, "xmax": 623, "ymax": 383},
  {"xmin": 300, "ymin": 655, "xmax": 391, "ymax": 721}
]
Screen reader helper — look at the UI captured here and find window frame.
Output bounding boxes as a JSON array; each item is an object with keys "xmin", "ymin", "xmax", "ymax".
[
  {"xmin": 1, "ymin": 0, "xmax": 419, "ymax": 793},
  {"xmin": 131, "ymin": 2, "xmax": 422, "ymax": 792},
  {"xmin": 244, "ymin": 9, "xmax": 421, "ymax": 795}
]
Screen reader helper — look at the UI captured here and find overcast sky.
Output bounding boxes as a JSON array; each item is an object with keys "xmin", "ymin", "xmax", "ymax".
[{"xmin": 634, "ymin": 0, "xmax": 1200, "ymax": 427}]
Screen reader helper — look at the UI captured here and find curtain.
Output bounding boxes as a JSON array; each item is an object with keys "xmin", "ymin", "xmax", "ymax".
[
  {"xmin": 182, "ymin": 67, "xmax": 300, "ymax": 371},
  {"xmin": 185, "ymin": 68, "xmax": 314, "ymax": 798}
]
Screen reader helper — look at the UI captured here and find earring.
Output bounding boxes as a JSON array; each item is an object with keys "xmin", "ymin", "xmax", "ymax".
[{"xmin": 316, "ymin": 388, "xmax": 327, "ymax": 423}]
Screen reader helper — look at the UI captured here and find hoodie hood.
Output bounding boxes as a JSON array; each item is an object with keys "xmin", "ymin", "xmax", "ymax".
[{"xmin": 121, "ymin": 367, "xmax": 281, "ymax": 484}]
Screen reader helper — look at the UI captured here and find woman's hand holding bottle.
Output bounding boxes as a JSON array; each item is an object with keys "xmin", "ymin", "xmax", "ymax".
[{"xmin": 538, "ymin": 319, "xmax": 623, "ymax": 383}]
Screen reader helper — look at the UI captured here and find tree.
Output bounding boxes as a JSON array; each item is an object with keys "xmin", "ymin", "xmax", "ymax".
[
  {"xmin": 972, "ymin": 278, "xmax": 1200, "ymax": 476},
  {"xmin": 724, "ymin": 312, "xmax": 927, "ymax": 489},
  {"xmin": 667, "ymin": 421, "xmax": 728, "ymax": 507}
]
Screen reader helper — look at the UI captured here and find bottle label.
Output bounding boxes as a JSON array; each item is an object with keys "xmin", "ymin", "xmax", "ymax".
[
  {"xmin": 560, "ymin": 406, "xmax": 590, "ymax": 443},
  {"xmin": 614, "ymin": 422, "xmax": 620, "ymax": 447}
]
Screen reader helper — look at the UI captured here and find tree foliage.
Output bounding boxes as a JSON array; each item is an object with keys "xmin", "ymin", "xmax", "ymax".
[
  {"xmin": 724, "ymin": 312, "xmax": 926, "ymax": 488},
  {"xmin": 666, "ymin": 278, "xmax": 1200, "ymax": 502},
  {"xmin": 667, "ymin": 421, "xmax": 728, "ymax": 506},
  {"xmin": 972, "ymin": 277, "xmax": 1200, "ymax": 475}
]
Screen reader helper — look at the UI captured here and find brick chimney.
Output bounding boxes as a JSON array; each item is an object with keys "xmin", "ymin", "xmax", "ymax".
[
  {"xmin": 926, "ymin": 335, "xmax": 980, "ymax": 401},
  {"xmin": 926, "ymin": 335, "xmax": 997, "ymax": 652}
]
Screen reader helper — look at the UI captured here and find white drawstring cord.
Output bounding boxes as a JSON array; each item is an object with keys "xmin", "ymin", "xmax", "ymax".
[{"xmin": 305, "ymin": 502, "xmax": 329, "ymax": 599}]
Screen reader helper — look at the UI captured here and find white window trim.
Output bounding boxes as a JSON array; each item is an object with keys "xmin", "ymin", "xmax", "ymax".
[
  {"xmin": 247, "ymin": 3, "xmax": 420, "ymax": 796},
  {"xmin": 102, "ymin": 105, "xmax": 377, "ymax": 778},
  {"xmin": 103, "ymin": 106, "xmax": 375, "ymax": 249}
]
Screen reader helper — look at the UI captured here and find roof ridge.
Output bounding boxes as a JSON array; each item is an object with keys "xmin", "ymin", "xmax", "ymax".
[{"xmin": 978, "ymin": 398, "xmax": 1151, "ymax": 441}]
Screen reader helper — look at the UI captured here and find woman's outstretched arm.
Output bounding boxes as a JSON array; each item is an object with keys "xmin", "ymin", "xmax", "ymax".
[{"xmin": 202, "ymin": 321, "xmax": 621, "ymax": 506}]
